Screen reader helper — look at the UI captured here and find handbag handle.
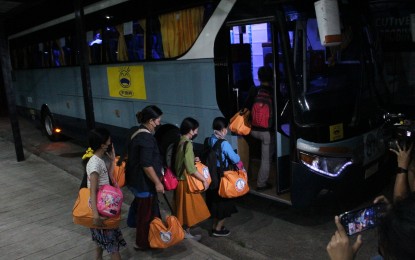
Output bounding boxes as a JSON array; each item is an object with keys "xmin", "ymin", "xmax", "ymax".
[
  {"xmin": 162, "ymin": 193, "xmax": 175, "ymax": 215},
  {"xmin": 239, "ymin": 107, "xmax": 249, "ymax": 115}
]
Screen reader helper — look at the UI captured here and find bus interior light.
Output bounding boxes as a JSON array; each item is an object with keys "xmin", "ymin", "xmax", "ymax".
[
  {"xmin": 299, "ymin": 152, "xmax": 352, "ymax": 178},
  {"xmin": 54, "ymin": 128, "xmax": 61, "ymax": 133}
]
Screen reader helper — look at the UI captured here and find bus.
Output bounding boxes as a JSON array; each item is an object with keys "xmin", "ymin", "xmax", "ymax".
[{"xmin": 8, "ymin": 0, "xmax": 396, "ymax": 207}]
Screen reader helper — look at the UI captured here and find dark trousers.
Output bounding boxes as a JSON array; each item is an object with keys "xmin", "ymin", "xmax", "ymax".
[{"xmin": 135, "ymin": 195, "xmax": 160, "ymax": 248}]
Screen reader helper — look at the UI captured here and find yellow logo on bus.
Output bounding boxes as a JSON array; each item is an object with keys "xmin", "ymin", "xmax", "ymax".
[
  {"xmin": 329, "ymin": 123, "xmax": 344, "ymax": 141},
  {"xmin": 107, "ymin": 66, "xmax": 146, "ymax": 99}
]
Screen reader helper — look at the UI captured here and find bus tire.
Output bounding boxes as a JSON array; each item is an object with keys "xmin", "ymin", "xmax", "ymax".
[{"xmin": 41, "ymin": 110, "xmax": 60, "ymax": 142}]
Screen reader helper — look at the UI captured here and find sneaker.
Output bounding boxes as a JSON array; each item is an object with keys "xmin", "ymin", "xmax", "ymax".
[
  {"xmin": 211, "ymin": 226, "xmax": 227, "ymax": 233},
  {"xmin": 212, "ymin": 227, "xmax": 231, "ymax": 237},
  {"xmin": 184, "ymin": 231, "xmax": 202, "ymax": 241},
  {"xmin": 256, "ymin": 182, "xmax": 272, "ymax": 191}
]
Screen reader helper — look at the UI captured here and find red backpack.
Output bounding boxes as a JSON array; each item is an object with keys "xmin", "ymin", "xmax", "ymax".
[{"xmin": 251, "ymin": 88, "xmax": 273, "ymax": 129}]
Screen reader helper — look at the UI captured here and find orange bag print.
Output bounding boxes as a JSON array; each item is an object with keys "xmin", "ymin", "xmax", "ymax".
[
  {"xmin": 229, "ymin": 108, "xmax": 251, "ymax": 136},
  {"xmin": 113, "ymin": 156, "xmax": 126, "ymax": 188},
  {"xmin": 186, "ymin": 162, "xmax": 211, "ymax": 193},
  {"xmin": 218, "ymin": 169, "xmax": 250, "ymax": 198},
  {"xmin": 72, "ymin": 188, "xmax": 121, "ymax": 229}
]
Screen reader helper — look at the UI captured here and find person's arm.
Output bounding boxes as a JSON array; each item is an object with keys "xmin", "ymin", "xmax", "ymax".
[
  {"xmin": 390, "ymin": 142, "xmax": 413, "ymax": 202},
  {"xmin": 143, "ymin": 166, "xmax": 164, "ymax": 193},
  {"xmin": 184, "ymin": 142, "xmax": 208, "ymax": 190},
  {"xmin": 326, "ymin": 216, "xmax": 362, "ymax": 260},
  {"xmin": 138, "ymin": 135, "xmax": 164, "ymax": 193},
  {"xmin": 222, "ymin": 141, "xmax": 240, "ymax": 164},
  {"xmin": 89, "ymin": 172, "xmax": 105, "ymax": 227}
]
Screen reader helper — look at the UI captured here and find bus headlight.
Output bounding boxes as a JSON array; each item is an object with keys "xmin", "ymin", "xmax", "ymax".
[{"xmin": 299, "ymin": 152, "xmax": 352, "ymax": 177}]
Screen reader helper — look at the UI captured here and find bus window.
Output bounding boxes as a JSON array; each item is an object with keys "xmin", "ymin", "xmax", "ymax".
[
  {"xmin": 148, "ymin": 17, "xmax": 164, "ymax": 60},
  {"xmin": 88, "ymin": 30, "xmax": 102, "ymax": 64},
  {"xmin": 124, "ymin": 20, "xmax": 146, "ymax": 61},
  {"xmin": 52, "ymin": 39, "xmax": 65, "ymax": 67},
  {"xmin": 158, "ymin": 6, "xmax": 205, "ymax": 58},
  {"xmin": 104, "ymin": 26, "xmax": 119, "ymax": 63}
]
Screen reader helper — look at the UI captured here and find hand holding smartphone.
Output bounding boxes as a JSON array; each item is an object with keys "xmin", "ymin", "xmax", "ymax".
[{"xmin": 339, "ymin": 203, "xmax": 388, "ymax": 236}]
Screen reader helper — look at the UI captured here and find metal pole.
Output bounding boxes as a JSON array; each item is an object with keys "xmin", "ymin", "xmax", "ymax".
[
  {"xmin": 74, "ymin": 0, "xmax": 95, "ymax": 130},
  {"xmin": 0, "ymin": 22, "xmax": 25, "ymax": 161}
]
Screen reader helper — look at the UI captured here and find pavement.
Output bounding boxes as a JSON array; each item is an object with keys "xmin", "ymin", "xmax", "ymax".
[{"xmin": 0, "ymin": 116, "xmax": 231, "ymax": 260}]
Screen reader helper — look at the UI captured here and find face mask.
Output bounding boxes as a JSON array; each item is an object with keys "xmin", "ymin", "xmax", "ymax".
[
  {"xmin": 106, "ymin": 143, "xmax": 113, "ymax": 153},
  {"xmin": 191, "ymin": 134, "xmax": 198, "ymax": 140}
]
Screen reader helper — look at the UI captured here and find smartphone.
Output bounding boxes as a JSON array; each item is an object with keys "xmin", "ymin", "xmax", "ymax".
[{"xmin": 339, "ymin": 203, "xmax": 388, "ymax": 236}]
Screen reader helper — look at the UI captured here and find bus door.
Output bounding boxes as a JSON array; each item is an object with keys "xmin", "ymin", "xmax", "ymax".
[{"xmin": 219, "ymin": 19, "xmax": 292, "ymax": 204}]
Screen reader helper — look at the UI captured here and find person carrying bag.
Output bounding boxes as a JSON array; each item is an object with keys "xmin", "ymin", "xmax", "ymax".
[
  {"xmin": 174, "ymin": 117, "xmax": 210, "ymax": 240},
  {"xmin": 73, "ymin": 128, "xmax": 126, "ymax": 259},
  {"xmin": 125, "ymin": 106, "xmax": 165, "ymax": 251},
  {"xmin": 205, "ymin": 117, "xmax": 243, "ymax": 237}
]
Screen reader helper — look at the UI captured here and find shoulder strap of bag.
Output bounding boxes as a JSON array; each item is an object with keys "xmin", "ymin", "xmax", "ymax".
[
  {"xmin": 117, "ymin": 127, "xmax": 151, "ymax": 166},
  {"xmin": 120, "ymin": 128, "xmax": 151, "ymax": 164},
  {"xmin": 131, "ymin": 128, "xmax": 151, "ymax": 140},
  {"xmin": 212, "ymin": 139, "xmax": 226, "ymax": 177}
]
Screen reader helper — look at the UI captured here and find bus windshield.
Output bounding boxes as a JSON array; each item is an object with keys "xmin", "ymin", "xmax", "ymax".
[{"xmin": 289, "ymin": 17, "xmax": 385, "ymax": 127}]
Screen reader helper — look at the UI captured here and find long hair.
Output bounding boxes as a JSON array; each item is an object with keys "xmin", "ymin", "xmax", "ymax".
[
  {"xmin": 136, "ymin": 105, "xmax": 163, "ymax": 124},
  {"xmin": 179, "ymin": 117, "xmax": 199, "ymax": 135}
]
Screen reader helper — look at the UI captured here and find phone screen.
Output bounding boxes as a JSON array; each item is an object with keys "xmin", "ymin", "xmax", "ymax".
[{"xmin": 339, "ymin": 203, "xmax": 387, "ymax": 236}]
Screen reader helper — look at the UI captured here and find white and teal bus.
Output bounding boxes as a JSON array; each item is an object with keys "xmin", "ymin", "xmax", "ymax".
[{"xmin": 8, "ymin": 0, "xmax": 396, "ymax": 207}]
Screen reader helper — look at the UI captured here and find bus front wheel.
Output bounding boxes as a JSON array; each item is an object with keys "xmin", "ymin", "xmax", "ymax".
[{"xmin": 42, "ymin": 111, "xmax": 60, "ymax": 141}]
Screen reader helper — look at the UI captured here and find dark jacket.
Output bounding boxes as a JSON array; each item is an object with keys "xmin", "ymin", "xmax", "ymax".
[{"xmin": 126, "ymin": 126, "xmax": 163, "ymax": 192}]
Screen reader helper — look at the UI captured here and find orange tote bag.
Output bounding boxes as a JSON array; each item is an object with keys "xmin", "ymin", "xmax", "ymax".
[
  {"xmin": 218, "ymin": 169, "xmax": 250, "ymax": 198},
  {"xmin": 113, "ymin": 156, "xmax": 126, "ymax": 188},
  {"xmin": 229, "ymin": 108, "xmax": 251, "ymax": 136},
  {"xmin": 186, "ymin": 161, "xmax": 211, "ymax": 193},
  {"xmin": 72, "ymin": 188, "xmax": 121, "ymax": 229}
]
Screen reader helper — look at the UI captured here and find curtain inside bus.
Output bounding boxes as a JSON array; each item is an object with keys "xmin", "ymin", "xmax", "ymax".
[{"xmin": 159, "ymin": 6, "xmax": 205, "ymax": 58}]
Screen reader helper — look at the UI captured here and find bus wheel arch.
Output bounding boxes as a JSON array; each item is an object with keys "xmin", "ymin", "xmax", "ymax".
[{"xmin": 41, "ymin": 106, "xmax": 61, "ymax": 141}]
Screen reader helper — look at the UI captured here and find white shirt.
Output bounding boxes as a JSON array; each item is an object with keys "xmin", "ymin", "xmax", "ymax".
[{"xmin": 86, "ymin": 155, "xmax": 110, "ymax": 188}]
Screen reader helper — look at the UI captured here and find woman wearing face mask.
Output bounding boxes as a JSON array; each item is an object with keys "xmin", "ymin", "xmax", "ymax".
[
  {"xmin": 174, "ymin": 117, "xmax": 211, "ymax": 240},
  {"xmin": 126, "ymin": 105, "xmax": 164, "ymax": 250}
]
